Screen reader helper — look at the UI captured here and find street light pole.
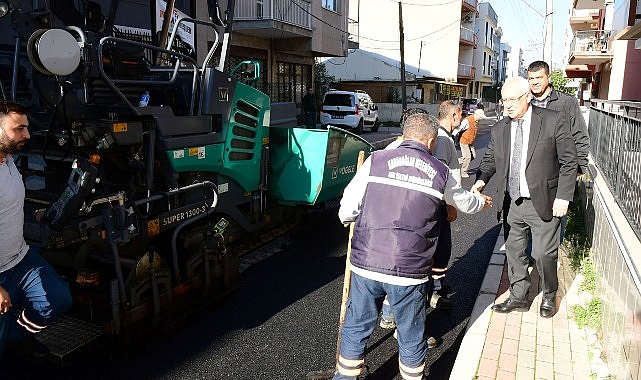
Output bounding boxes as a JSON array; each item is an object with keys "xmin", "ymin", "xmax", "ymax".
[
  {"xmin": 399, "ymin": 2, "xmax": 407, "ymax": 110},
  {"xmin": 544, "ymin": 0, "xmax": 553, "ymax": 67}
]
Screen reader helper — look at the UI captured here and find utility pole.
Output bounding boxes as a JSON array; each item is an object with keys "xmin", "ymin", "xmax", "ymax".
[
  {"xmin": 544, "ymin": 0, "xmax": 553, "ymax": 67},
  {"xmin": 399, "ymin": 2, "xmax": 407, "ymax": 110}
]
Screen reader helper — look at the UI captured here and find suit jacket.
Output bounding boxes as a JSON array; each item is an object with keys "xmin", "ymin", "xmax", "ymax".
[
  {"xmin": 544, "ymin": 88, "xmax": 590, "ymax": 172},
  {"xmin": 476, "ymin": 105, "xmax": 577, "ymax": 222}
]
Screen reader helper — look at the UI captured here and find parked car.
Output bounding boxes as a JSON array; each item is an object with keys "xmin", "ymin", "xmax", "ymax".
[
  {"xmin": 320, "ymin": 90, "xmax": 379, "ymax": 134},
  {"xmin": 461, "ymin": 98, "xmax": 480, "ymax": 117}
]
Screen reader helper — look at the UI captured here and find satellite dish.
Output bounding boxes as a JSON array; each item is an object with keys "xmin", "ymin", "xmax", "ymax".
[{"xmin": 27, "ymin": 29, "xmax": 81, "ymax": 76}]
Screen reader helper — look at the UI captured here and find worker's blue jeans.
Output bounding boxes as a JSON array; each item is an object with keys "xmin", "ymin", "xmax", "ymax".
[
  {"xmin": 0, "ymin": 247, "xmax": 72, "ymax": 358},
  {"xmin": 334, "ymin": 272, "xmax": 428, "ymax": 379}
]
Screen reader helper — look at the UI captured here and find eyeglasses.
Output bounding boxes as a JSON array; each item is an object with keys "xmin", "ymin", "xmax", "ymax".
[{"xmin": 501, "ymin": 92, "xmax": 529, "ymax": 105}]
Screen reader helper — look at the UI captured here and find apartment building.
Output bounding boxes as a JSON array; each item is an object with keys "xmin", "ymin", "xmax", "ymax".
[
  {"xmin": 229, "ymin": 0, "xmax": 355, "ymax": 104},
  {"xmin": 471, "ymin": 2, "xmax": 501, "ymax": 101},
  {"xmin": 323, "ymin": 0, "xmax": 487, "ymax": 104},
  {"xmin": 564, "ymin": 0, "xmax": 615, "ymax": 101},
  {"xmin": 564, "ymin": 0, "xmax": 641, "ymax": 101}
]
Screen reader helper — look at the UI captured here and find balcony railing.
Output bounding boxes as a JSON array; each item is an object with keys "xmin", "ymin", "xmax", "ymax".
[
  {"xmin": 570, "ymin": 8, "xmax": 600, "ymax": 19},
  {"xmin": 235, "ymin": 0, "xmax": 312, "ymax": 29},
  {"xmin": 462, "ymin": 0, "xmax": 477, "ymax": 10},
  {"xmin": 460, "ymin": 26, "xmax": 476, "ymax": 46},
  {"xmin": 569, "ymin": 30, "xmax": 614, "ymax": 65},
  {"xmin": 458, "ymin": 63, "xmax": 475, "ymax": 79},
  {"xmin": 570, "ymin": 29, "xmax": 613, "ymax": 54}
]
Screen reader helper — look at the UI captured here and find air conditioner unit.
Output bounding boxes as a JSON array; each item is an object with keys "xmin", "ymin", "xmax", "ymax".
[{"xmin": 462, "ymin": 15, "xmax": 472, "ymax": 23}]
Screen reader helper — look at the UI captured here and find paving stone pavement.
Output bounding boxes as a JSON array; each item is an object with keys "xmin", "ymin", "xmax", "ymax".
[{"xmin": 450, "ymin": 227, "xmax": 612, "ymax": 379}]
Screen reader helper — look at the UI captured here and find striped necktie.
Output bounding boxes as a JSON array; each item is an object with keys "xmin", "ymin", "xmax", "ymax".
[{"xmin": 509, "ymin": 119, "xmax": 524, "ymax": 200}]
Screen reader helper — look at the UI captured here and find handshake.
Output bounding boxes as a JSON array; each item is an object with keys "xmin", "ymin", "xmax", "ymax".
[
  {"xmin": 470, "ymin": 179, "xmax": 493, "ymax": 211},
  {"xmin": 471, "ymin": 180, "xmax": 485, "ymax": 194}
]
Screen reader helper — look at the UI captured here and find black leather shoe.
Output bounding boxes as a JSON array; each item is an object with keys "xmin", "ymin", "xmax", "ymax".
[
  {"xmin": 492, "ymin": 298, "xmax": 528, "ymax": 313},
  {"xmin": 540, "ymin": 298, "xmax": 557, "ymax": 318}
]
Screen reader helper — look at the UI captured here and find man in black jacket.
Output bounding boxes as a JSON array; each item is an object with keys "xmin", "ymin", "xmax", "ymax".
[
  {"xmin": 472, "ymin": 76, "xmax": 578, "ymax": 318},
  {"xmin": 499, "ymin": 61, "xmax": 591, "ymax": 243},
  {"xmin": 527, "ymin": 61, "xmax": 590, "ymax": 176},
  {"xmin": 302, "ymin": 88, "xmax": 317, "ymax": 129},
  {"xmin": 527, "ymin": 61, "xmax": 591, "ymax": 244}
]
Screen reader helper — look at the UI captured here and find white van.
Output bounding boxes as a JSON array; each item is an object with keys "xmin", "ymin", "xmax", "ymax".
[{"xmin": 319, "ymin": 90, "xmax": 379, "ymax": 134}]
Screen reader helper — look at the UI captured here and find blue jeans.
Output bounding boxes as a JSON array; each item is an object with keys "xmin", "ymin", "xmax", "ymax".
[
  {"xmin": 334, "ymin": 272, "xmax": 428, "ymax": 380},
  {"xmin": 0, "ymin": 247, "xmax": 72, "ymax": 358}
]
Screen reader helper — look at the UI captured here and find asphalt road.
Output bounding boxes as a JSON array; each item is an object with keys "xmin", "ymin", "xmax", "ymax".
[{"xmin": 3, "ymin": 119, "xmax": 504, "ymax": 380}]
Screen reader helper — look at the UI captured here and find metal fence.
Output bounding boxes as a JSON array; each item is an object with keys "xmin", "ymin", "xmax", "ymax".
[{"xmin": 589, "ymin": 99, "xmax": 641, "ymax": 240}]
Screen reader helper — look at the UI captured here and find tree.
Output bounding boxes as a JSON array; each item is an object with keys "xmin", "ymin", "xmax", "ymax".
[
  {"xmin": 388, "ymin": 87, "xmax": 401, "ymax": 103},
  {"xmin": 314, "ymin": 60, "xmax": 336, "ymax": 97},
  {"xmin": 550, "ymin": 69, "xmax": 573, "ymax": 95}
]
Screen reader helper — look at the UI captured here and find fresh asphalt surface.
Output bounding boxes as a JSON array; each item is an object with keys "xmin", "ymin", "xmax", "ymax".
[{"xmin": 3, "ymin": 119, "xmax": 504, "ymax": 379}]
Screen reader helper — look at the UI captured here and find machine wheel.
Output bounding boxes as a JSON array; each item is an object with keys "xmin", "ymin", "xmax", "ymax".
[
  {"xmin": 371, "ymin": 119, "xmax": 380, "ymax": 132},
  {"xmin": 354, "ymin": 119, "xmax": 364, "ymax": 135}
]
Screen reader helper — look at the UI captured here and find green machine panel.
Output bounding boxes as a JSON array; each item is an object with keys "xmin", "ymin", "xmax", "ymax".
[{"xmin": 269, "ymin": 126, "xmax": 374, "ymax": 205}]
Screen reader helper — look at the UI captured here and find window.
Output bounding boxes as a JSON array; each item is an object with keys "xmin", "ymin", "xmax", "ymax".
[
  {"xmin": 323, "ymin": 0, "xmax": 338, "ymax": 12},
  {"xmin": 270, "ymin": 62, "xmax": 312, "ymax": 103},
  {"xmin": 483, "ymin": 52, "xmax": 487, "ymax": 75}
]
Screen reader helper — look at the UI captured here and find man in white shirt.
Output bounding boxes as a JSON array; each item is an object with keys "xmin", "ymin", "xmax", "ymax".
[{"xmin": 472, "ymin": 77, "xmax": 577, "ymax": 318}]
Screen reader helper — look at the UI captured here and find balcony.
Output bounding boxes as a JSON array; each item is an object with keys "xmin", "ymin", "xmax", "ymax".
[
  {"xmin": 569, "ymin": 8, "xmax": 600, "ymax": 32},
  {"xmin": 458, "ymin": 63, "xmax": 475, "ymax": 80},
  {"xmin": 234, "ymin": 0, "xmax": 312, "ymax": 39},
  {"xmin": 460, "ymin": 26, "xmax": 477, "ymax": 47},
  {"xmin": 568, "ymin": 30, "xmax": 614, "ymax": 65},
  {"xmin": 573, "ymin": 0, "xmax": 606, "ymax": 10},
  {"xmin": 462, "ymin": 0, "xmax": 477, "ymax": 13}
]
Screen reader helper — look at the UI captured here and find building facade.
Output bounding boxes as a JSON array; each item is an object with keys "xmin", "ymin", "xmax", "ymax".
[
  {"xmin": 229, "ymin": 0, "xmax": 354, "ymax": 106},
  {"xmin": 471, "ymin": 2, "xmax": 500, "ymax": 101}
]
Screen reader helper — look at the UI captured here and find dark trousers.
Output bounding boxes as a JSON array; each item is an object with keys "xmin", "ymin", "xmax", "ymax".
[
  {"xmin": 432, "ymin": 205, "xmax": 451, "ymax": 281},
  {"xmin": 305, "ymin": 112, "xmax": 316, "ymax": 129},
  {"xmin": 505, "ymin": 198, "xmax": 561, "ymax": 301}
]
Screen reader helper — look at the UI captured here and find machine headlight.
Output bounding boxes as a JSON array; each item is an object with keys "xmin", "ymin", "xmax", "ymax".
[{"xmin": 0, "ymin": 1, "xmax": 10, "ymax": 18}]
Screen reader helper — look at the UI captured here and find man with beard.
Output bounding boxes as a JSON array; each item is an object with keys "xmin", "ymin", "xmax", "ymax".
[{"xmin": 0, "ymin": 100, "xmax": 72, "ymax": 360}]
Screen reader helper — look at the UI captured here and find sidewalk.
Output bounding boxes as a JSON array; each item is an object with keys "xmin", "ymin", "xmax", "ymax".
[{"xmin": 450, "ymin": 228, "xmax": 611, "ymax": 379}]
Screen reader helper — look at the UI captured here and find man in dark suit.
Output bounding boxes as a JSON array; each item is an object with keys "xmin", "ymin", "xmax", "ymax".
[{"xmin": 472, "ymin": 76, "xmax": 577, "ymax": 318}]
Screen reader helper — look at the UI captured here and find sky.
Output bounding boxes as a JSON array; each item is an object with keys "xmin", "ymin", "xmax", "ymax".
[
  {"xmin": 351, "ymin": 0, "xmax": 572, "ymax": 72},
  {"xmin": 487, "ymin": 0, "xmax": 572, "ymax": 70}
]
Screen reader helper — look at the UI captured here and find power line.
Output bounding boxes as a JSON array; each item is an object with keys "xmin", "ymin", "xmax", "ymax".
[
  {"xmin": 385, "ymin": 0, "xmax": 460, "ymax": 6},
  {"xmin": 290, "ymin": 0, "xmax": 462, "ymax": 45}
]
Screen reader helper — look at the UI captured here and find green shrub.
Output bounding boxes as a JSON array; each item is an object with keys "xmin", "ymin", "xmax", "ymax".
[
  {"xmin": 571, "ymin": 296, "xmax": 602, "ymax": 329},
  {"xmin": 564, "ymin": 188, "xmax": 591, "ymax": 270}
]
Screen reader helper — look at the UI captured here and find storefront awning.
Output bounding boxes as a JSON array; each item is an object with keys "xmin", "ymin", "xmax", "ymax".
[{"xmin": 565, "ymin": 65, "xmax": 592, "ymax": 78}]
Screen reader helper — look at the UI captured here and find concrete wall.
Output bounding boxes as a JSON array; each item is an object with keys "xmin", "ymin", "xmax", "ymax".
[
  {"xmin": 580, "ymin": 163, "xmax": 641, "ymax": 379},
  {"xmin": 376, "ymin": 103, "xmax": 440, "ymax": 123}
]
